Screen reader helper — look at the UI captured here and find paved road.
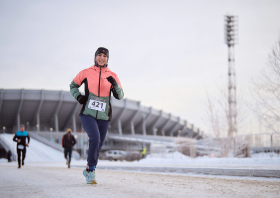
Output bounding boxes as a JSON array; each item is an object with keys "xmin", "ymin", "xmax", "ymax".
[{"xmin": 1, "ymin": 165, "xmax": 280, "ymax": 198}]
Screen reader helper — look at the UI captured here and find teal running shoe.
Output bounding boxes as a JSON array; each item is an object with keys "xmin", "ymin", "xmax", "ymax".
[{"xmin": 83, "ymin": 169, "xmax": 97, "ymax": 184}]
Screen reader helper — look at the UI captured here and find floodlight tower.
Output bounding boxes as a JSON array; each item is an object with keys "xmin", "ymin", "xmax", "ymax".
[{"xmin": 225, "ymin": 15, "xmax": 238, "ymax": 136}]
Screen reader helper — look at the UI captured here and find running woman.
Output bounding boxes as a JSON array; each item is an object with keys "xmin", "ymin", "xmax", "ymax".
[
  {"xmin": 13, "ymin": 124, "xmax": 30, "ymax": 168},
  {"xmin": 70, "ymin": 47, "xmax": 124, "ymax": 184}
]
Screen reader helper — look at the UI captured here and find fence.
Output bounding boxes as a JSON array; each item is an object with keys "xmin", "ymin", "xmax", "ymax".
[
  {"xmin": 195, "ymin": 132, "xmax": 280, "ymax": 158},
  {"xmin": 148, "ymin": 132, "xmax": 280, "ymax": 158}
]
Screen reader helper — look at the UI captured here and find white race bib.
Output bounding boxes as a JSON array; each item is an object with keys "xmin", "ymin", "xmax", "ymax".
[
  {"xmin": 88, "ymin": 96, "xmax": 107, "ymax": 112},
  {"xmin": 18, "ymin": 145, "xmax": 24, "ymax": 149}
]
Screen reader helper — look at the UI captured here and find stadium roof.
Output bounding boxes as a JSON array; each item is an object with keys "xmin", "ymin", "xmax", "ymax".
[{"xmin": 0, "ymin": 89, "xmax": 204, "ymax": 139}]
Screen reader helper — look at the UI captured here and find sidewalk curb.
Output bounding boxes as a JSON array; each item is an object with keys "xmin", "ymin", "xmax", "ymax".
[{"xmin": 73, "ymin": 165, "xmax": 280, "ymax": 178}]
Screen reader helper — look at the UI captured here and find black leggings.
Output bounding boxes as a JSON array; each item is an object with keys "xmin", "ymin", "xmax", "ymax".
[
  {"xmin": 64, "ymin": 147, "xmax": 73, "ymax": 164},
  {"xmin": 17, "ymin": 147, "xmax": 26, "ymax": 166}
]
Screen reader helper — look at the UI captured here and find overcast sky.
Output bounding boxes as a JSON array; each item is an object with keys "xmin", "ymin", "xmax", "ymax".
[{"xmin": 1, "ymin": 0, "xmax": 280, "ymax": 136}]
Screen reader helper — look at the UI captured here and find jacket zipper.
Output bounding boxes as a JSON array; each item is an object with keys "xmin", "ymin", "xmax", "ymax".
[{"xmin": 96, "ymin": 67, "xmax": 102, "ymax": 119}]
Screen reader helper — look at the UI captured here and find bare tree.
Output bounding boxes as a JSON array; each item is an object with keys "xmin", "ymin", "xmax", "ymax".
[
  {"xmin": 206, "ymin": 91, "xmax": 226, "ymax": 138},
  {"xmin": 206, "ymin": 85, "xmax": 246, "ymax": 137},
  {"xmin": 252, "ymin": 40, "xmax": 280, "ymax": 132},
  {"xmin": 205, "ymin": 85, "xmax": 247, "ymax": 157}
]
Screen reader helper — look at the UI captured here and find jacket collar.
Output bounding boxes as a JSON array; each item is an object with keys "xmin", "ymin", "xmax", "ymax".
[{"xmin": 90, "ymin": 65, "xmax": 111, "ymax": 72}]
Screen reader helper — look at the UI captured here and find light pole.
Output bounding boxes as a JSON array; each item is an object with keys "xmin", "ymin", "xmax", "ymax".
[
  {"xmin": 154, "ymin": 128, "xmax": 158, "ymax": 135},
  {"xmin": 178, "ymin": 130, "xmax": 181, "ymax": 137},
  {"xmin": 26, "ymin": 122, "xmax": 29, "ymax": 130},
  {"xmin": 50, "ymin": 127, "xmax": 53, "ymax": 142},
  {"xmin": 108, "ymin": 125, "xmax": 111, "ymax": 134},
  {"xmin": 1, "ymin": 126, "xmax": 6, "ymax": 149},
  {"xmin": 74, "ymin": 134, "xmax": 78, "ymax": 155},
  {"xmin": 225, "ymin": 15, "xmax": 238, "ymax": 136},
  {"xmin": 36, "ymin": 124, "xmax": 39, "ymax": 135}
]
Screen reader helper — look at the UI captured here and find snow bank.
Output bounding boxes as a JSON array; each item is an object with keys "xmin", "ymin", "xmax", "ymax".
[{"xmin": 136, "ymin": 151, "xmax": 280, "ymax": 166}]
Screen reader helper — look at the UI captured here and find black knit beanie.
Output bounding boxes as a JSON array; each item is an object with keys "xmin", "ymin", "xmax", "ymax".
[
  {"xmin": 95, "ymin": 47, "xmax": 109, "ymax": 59},
  {"xmin": 94, "ymin": 47, "xmax": 109, "ymax": 67}
]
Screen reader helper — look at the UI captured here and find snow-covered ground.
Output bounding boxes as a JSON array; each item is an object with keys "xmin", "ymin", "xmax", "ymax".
[
  {"xmin": 1, "ymin": 134, "xmax": 280, "ymax": 197},
  {"xmin": 0, "ymin": 165, "xmax": 280, "ymax": 198}
]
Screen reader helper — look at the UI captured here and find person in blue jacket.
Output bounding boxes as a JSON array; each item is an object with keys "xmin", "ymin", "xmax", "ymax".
[{"xmin": 13, "ymin": 124, "xmax": 30, "ymax": 168}]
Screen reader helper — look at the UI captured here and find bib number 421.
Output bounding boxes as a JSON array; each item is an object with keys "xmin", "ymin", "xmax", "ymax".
[{"xmin": 88, "ymin": 99, "xmax": 106, "ymax": 112}]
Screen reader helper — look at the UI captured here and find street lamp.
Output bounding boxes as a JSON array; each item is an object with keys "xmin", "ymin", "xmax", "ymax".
[
  {"xmin": 26, "ymin": 122, "xmax": 29, "ymax": 130},
  {"xmin": 50, "ymin": 127, "xmax": 53, "ymax": 142},
  {"xmin": 154, "ymin": 128, "xmax": 158, "ymax": 136},
  {"xmin": 74, "ymin": 134, "xmax": 78, "ymax": 153},
  {"xmin": 3, "ymin": 126, "xmax": 6, "ymax": 134},
  {"xmin": 108, "ymin": 125, "xmax": 111, "ymax": 134},
  {"xmin": 178, "ymin": 130, "xmax": 181, "ymax": 137},
  {"xmin": 36, "ymin": 124, "xmax": 39, "ymax": 134}
]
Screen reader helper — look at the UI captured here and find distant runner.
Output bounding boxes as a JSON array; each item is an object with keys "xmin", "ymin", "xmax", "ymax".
[
  {"xmin": 13, "ymin": 124, "xmax": 30, "ymax": 168},
  {"xmin": 70, "ymin": 47, "xmax": 124, "ymax": 184},
  {"xmin": 61, "ymin": 128, "xmax": 77, "ymax": 168}
]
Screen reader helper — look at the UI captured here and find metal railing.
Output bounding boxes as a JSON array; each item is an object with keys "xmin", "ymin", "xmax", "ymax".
[
  {"xmin": 148, "ymin": 132, "xmax": 280, "ymax": 158},
  {"xmin": 0, "ymin": 134, "xmax": 17, "ymax": 161},
  {"xmin": 194, "ymin": 132, "xmax": 280, "ymax": 158},
  {"xmin": 28, "ymin": 132, "xmax": 80, "ymax": 159}
]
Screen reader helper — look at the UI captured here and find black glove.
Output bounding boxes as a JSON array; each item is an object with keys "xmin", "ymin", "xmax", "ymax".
[
  {"xmin": 106, "ymin": 76, "xmax": 117, "ymax": 86},
  {"xmin": 77, "ymin": 95, "xmax": 88, "ymax": 104}
]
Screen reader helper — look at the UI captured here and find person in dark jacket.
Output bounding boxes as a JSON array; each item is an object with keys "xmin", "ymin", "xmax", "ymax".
[
  {"xmin": 13, "ymin": 124, "xmax": 30, "ymax": 168},
  {"xmin": 61, "ymin": 128, "xmax": 77, "ymax": 168}
]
